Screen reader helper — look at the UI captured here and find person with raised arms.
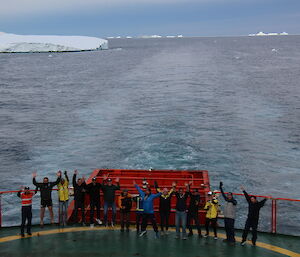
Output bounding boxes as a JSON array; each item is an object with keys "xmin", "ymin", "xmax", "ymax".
[
  {"xmin": 240, "ymin": 186, "xmax": 267, "ymax": 246},
  {"xmin": 154, "ymin": 181, "xmax": 176, "ymax": 236},
  {"xmin": 86, "ymin": 176, "xmax": 102, "ymax": 227},
  {"xmin": 187, "ymin": 188, "xmax": 202, "ymax": 238},
  {"xmin": 134, "ymin": 180, "xmax": 161, "ymax": 238},
  {"xmin": 204, "ymin": 191, "xmax": 220, "ymax": 239},
  {"xmin": 72, "ymin": 170, "xmax": 87, "ymax": 225},
  {"xmin": 101, "ymin": 174, "xmax": 120, "ymax": 227},
  {"xmin": 219, "ymin": 181, "xmax": 237, "ymax": 245},
  {"xmin": 174, "ymin": 181, "xmax": 191, "ymax": 240},
  {"xmin": 17, "ymin": 186, "xmax": 38, "ymax": 237},
  {"xmin": 32, "ymin": 170, "xmax": 60, "ymax": 227},
  {"xmin": 57, "ymin": 170, "xmax": 70, "ymax": 226}
]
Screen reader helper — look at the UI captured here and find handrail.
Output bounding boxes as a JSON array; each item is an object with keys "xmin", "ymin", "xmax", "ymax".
[{"xmin": 1, "ymin": 189, "xmax": 299, "ymax": 202}]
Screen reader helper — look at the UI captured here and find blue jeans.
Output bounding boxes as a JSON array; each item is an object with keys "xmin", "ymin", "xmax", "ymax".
[
  {"xmin": 59, "ymin": 200, "xmax": 68, "ymax": 225},
  {"xmin": 175, "ymin": 211, "xmax": 187, "ymax": 237},
  {"xmin": 104, "ymin": 202, "xmax": 116, "ymax": 224}
]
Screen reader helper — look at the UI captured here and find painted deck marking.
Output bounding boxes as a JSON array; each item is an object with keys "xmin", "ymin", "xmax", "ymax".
[{"xmin": 0, "ymin": 227, "xmax": 299, "ymax": 257}]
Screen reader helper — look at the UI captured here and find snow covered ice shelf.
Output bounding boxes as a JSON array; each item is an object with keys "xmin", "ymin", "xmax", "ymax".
[{"xmin": 0, "ymin": 32, "xmax": 108, "ymax": 53}]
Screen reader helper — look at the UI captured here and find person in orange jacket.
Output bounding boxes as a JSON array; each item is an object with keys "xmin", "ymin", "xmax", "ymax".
[
  {"xmin": 17, "ymin": 186, "xmax": 37, "ymax": 237},
  {"xmin": 118, "ymin": 189, "xmax": 132, "ymax": 232}
]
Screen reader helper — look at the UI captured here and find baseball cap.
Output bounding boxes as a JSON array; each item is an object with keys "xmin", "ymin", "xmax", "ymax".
[{"xmin": 24, "ymin": 186, "xmax": 30, "ymax": 190}]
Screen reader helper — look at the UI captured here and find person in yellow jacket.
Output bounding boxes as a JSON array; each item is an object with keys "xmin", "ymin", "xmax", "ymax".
[
  {"xmin": 204, "ymin": 191, "xmax": 219, "ymax": 239},
  {"xmin": 57, "ymin": 171, "xmax": 69, "ymax": 226}
]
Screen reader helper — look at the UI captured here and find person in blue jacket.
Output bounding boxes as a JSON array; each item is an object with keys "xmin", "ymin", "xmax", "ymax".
[{"xmin": 133, "ymin": 180, "xmax": 161, "ymax": 238}]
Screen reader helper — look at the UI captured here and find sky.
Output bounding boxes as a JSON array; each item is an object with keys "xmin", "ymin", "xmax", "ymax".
[{"xmin": 0, "ymin": 0, "xmax": 299, "ymax": 37}]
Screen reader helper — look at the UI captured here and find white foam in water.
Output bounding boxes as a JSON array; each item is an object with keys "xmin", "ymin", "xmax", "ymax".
[{"xmin": 0, "ymin": 32, "xmax": 108, "ymax": 53}]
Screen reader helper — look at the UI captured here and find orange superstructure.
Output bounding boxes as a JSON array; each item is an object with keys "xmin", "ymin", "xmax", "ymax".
[{"xmin": 67, "ymin": 169, "xmax": 210, "ymax": 225}]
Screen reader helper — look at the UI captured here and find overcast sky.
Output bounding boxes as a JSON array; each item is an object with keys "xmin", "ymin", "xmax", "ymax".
[{"xmin": 0, "ymin": 0, "xmax": 299, "ymax": 37}]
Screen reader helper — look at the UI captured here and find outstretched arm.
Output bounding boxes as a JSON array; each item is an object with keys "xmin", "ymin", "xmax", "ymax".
[
  {"xmin": 50, "ymin": 171, "xmax": 61, "ymax": 187},
  {"xmin": 259, "ymin": 198, "xmax": 267, "ymax": 207},
  {"xmin": 241, "ymin": 186, "xmax": 251, "ymax": 203},
  {"xmin": 134, "ymin": 182, "xmax": 145, "ymax": 198},
  {"xmin": 72, "ymin": 172, "xmax": 77, "ymax": 188},
  {"xmin": 219, "ymin": 182, "xmax": 228, "ymax": 201},
  {"xmin": 64, "ymin": 171, "xmax": 69, "ymax": 182}
]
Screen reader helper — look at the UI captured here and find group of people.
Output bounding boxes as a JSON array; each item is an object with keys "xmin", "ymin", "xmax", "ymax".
[{"xmin": 17, "ymin": 170, "xmax": 267, "ymax": 246}]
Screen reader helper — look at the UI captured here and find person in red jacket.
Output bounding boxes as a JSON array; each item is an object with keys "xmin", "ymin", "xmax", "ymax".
[{"xmin": 17, "ymin": 186, "xmax": 37, "ymax": 237}]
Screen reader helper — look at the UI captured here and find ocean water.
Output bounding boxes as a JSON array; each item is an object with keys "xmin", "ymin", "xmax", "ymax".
[{"xmin": 0, "ymin": 36, "xmax": 299, "ymax": 234}]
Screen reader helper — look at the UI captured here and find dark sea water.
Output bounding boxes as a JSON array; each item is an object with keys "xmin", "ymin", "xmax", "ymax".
[{"xmin": 0, "ymin": 36, "xmax": 299, "ymax": 234}]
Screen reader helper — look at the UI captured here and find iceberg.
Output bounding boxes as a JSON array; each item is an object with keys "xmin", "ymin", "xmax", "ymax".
[{"xmin": 0, "ymin": 32, "xmax": 108, "ymax": 53}]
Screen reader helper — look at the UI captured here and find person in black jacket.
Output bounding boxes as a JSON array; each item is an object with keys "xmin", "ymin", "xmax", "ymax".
[
  {"xmin": 73, "ymin": 170, "xmax": 87, "ymax": 225},
  {"xmin": 32, "ymin": 171, "xmax": 60, "ymax": 227},
  {"xmin": 118, "ymin": 189, "xmax": 132, "ymax": 232},
  {"xmin": 187, "ymin": 188, "xmax": 202, "ymax": 237},
  {"xmin": 155, "ymin": 181, "xmax": 176, "ymax": 235},
  {"xmin": 102, "ymin": 174, "xmax": 120, "ymax": 227},
  {"xmin": 174, "ymin": 182, "xmax": 191, "ymax": 240},
  {"xmin": 240, "ymin": 186, "xmax": 267, "ymax": 246},
  {"xmin": 86, "ymin": 177, "xmax": 102, "ymax": 227}
]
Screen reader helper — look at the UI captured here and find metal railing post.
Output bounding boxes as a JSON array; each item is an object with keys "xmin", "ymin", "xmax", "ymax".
[
  {"xmin": 271, "ymin": 199, "xmax": 277, "ymax": 234},
  {"xmin": 0, "ymin": 194, "xmax": 2, "ymax": 228}
]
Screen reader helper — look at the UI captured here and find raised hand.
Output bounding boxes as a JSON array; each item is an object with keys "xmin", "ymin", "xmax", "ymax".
[
  {"xmin": 57, "ymin": 170, "xmax": 62, "ymax": 176},
  {"xmin": 240, "ymin": 186, "xmax": 245, "ymax": 191},
  {"xmin": 64, "ymin": 170, "xmax": 67, "ymax": 175},
  {"xmin": 172, "ymin": 182, "xmax": 177, "ymax": 187},
  {"xmin": 32, "ymin": 171, "xmax": 37, "ymax": 178},
  {"xmin": 219, "ymin": 182, "xmax": 223, "ymax": 188},
  {"xmin": 74, "ymin": 170, "xmax": 78, "ymax": 175}
]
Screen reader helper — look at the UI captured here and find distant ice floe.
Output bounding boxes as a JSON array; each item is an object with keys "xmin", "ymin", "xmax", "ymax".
[
  {"xmin": 0, "ymin": 32, "xmax": 108, "ymax": 53},
  {"xmin": 248, "ymin": 31, "xmax": 289, "ymax": 36}
]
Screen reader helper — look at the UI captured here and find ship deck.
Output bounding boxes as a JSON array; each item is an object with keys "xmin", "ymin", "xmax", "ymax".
[{"xmin": 0, "ymin": 225, "xmax": 299, "ymax": 257}]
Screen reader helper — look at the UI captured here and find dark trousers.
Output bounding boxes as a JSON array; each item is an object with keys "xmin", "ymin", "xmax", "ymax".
[
  {"xmin": 205, "ymin": 218, "xmax": 217, "ymax": 237},
  {"xmin": 242, "ymin": 218, "xmax": 258, "ymax": 243},
  {"xmin": 141, "ymin": 213, "xmax": 158, "ymax": 233},
  {"xmin": 120, "ymin": 211, "xmax": 130, "ymax": 230},
  {"xmin": 90, "ymin": 200, "xmax": 100, "ymax": 224},
  {"xmin": 74, "ymin": 201, "xmax": 85, "ymax": 223},
  {"xmin": 160, "ymin": 211, "xmax": 170, "ymax": 231},
  {"xmin": 21, "ymin": 206, "xmax": 32, "ymax": 234},
  {"xmin": 187, "ymin": 211, "xmax": 201, "ymax": 234},
  {"xmin": 224, "ymin": 218, "xmax": 235, "ymax": 242},
  {"xmin": 136, "ymin": 212, "xmax": 143, "ymax": 232}
]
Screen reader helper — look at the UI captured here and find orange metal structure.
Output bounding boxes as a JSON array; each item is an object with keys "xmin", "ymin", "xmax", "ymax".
[{"xmin": 67, "ymin": 169, "xmax": 210, "ymax": 225}]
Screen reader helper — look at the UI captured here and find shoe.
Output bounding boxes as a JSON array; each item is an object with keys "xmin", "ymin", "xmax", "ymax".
[
  {"xmin": 27, "ymin": 232, "xmax": 32, "ymax": 236},
  {"xmin": 21, "ymin": 233, "xmax": 25, "ymax": 237},
  {"xmin": 155, "ymin": 232, "xmax": 160, "ymax": 239},
  {"xmin": 203, "ymin": 234, "xmax": 208, "ymax": 238},
  {"xmin": 188, "ymin": 232, "xmax": 193, "ymax": 237},
  {"xmin": 81, "ymin": 222, "xmax": 86, "ymax": 226},
  {"xmin": 241, "ymin": 240, "xmax": 246, "ymax": 246},
  {"xmin": 90, "ymin": 224, "xmax": 94, "ymax": 228},
  {"xmin": 96, "ymin": 219, "xmax": 102, "ymax": 225},
  {"xmin": 111, "ymin": 222, "xmax": 114, "ymax": 228},
  {"xmin": 214, "ymin": 236, "xmax": 218, "ymax": 240},
  {"xmin": 139, "ymin": 231, "xmax": 147, "ymax": 237}
]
